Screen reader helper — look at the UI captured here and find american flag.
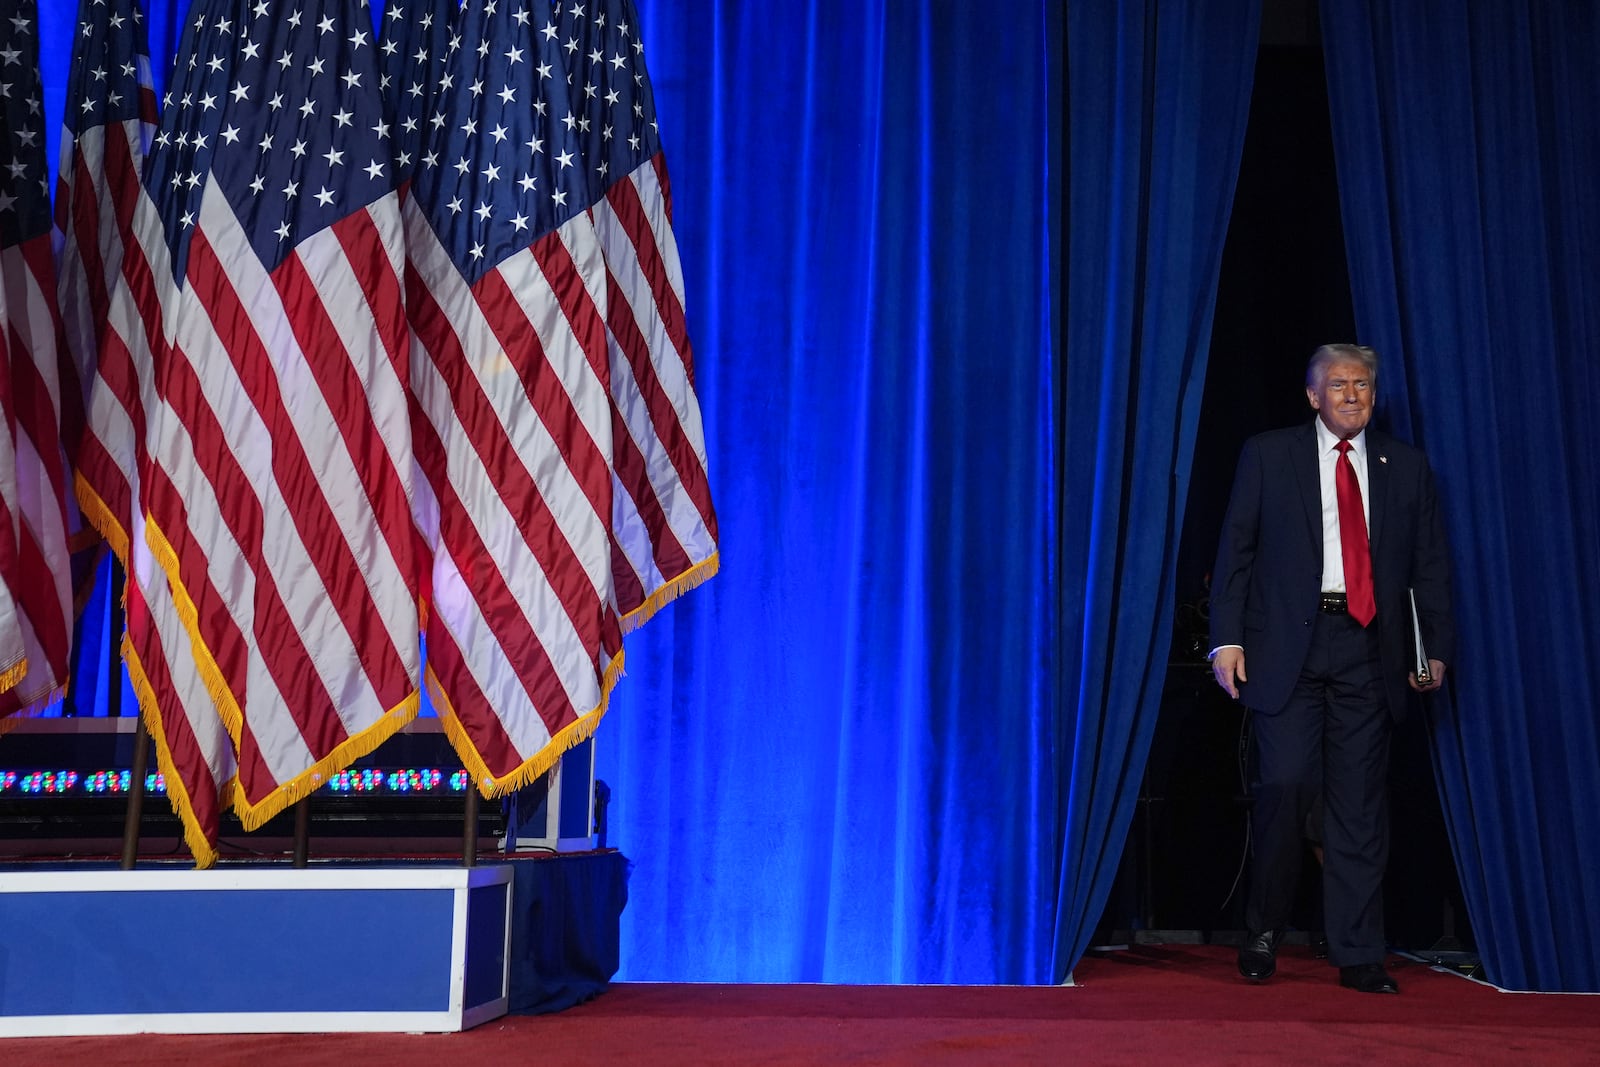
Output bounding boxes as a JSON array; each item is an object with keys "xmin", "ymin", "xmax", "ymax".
[
  {"xmin": 553, "ymin": 0, "xmax": 717, "ymax": 629},
  {"xmin": 56, "ymin": 0, "xmax": 160, "ymax": 561},
  {"xmin": 0, "ymin": 0, "xmax": 73, "ymax": 719},
  {"xmin": 56, "ymin": 0, "xmax": 237, "ymax": 863},
  {"xmin": 402, "ymin": 0, "xmax": 626, "ymax": 791},
  {"xmin": 139, "ymin": 0, "xmax": 423, "ymax": 832}
]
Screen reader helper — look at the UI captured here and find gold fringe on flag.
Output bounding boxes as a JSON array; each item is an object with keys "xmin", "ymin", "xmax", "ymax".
[
  {"xmin": 619, "ymin": 551, "xmax": 720, "ymax": 635},
  {"xmin": 429, "ymin": 648, "xmax": 625, "ymax": 800},
  {"xmin": 0, "ymin": 657, "xmax": 27, "ymax": 696},
  {"xmin": 72, "ymin": 473, "xmax": 132, "ymax": 570},
  {"xmin": 231, "ymin": 691, "xmax": 422, "ymax": 833},
  {"xmin": 123, "ymin": 633, "xmax": 226, "ymax": 869},
  {"xmin": 144, "ymin": 514, "xmax": 426, "ymax": 834}
]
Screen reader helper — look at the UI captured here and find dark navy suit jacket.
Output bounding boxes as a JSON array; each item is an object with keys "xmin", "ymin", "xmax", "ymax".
[{"xmin": 1209, "ymin": 421, "xmax": 1455, "ymax": 721}]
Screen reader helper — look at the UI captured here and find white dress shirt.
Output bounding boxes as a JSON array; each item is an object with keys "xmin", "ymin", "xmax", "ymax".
[{"xmin": 1315, "ymin": 418, "xmax": 1370, "ymax": 595}]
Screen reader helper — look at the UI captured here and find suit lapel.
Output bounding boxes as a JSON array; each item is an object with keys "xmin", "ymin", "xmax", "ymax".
[
  {"xmin": 1292, "ymin": 421, "xmax": 1321, "ymax": 554},
  {"xmin": 1366, "ymin": 430, "xmax": 1389, "ymax": 554}
]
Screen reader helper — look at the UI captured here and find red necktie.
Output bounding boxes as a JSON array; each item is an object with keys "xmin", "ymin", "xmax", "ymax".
[{"xmin": 1335, "ymin": 440, "xmax": 1375, "ymax": 626}]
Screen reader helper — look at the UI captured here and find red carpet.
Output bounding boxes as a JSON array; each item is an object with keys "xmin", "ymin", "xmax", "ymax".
[{"xmin": 5, "ymin": 944, "xmax": 1597, "ymax": 1065}]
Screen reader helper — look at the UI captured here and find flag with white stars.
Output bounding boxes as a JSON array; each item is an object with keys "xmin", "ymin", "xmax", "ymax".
[
  {"xmin": 377, "ymin": 0, "xmax": 466, "ymax": 187},
  {"xmin": 55, "ymin": 0, "xmax": 236, "ymax": 865},
  {"xmin": 147, "ymin": 0, "xmax": 400, "ymax": 276},
  {"xmin": 137, "ymin": 0, "xmax": 425, "ymax": 842},
  {"xmin": 402, "ymin": 0, "xmax": 625, "ymax": 794},
  {"xmin": 0, "ymin": 0, "xmax": 73, "ymax": 718},
  {"xmin": 554, "ymin": 0, "xmax": 718, "ymax": 632}
]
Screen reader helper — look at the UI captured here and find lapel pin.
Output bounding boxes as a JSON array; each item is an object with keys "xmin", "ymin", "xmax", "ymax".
[{"xmin": 1379, "ymin": 455, "xmax": 1387, "ymax": 464}]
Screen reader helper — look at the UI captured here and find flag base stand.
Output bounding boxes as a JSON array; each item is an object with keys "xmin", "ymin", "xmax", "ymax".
[{"xmin": 0, "ymin": 853, "xmax": 625, "ymax": 1036}]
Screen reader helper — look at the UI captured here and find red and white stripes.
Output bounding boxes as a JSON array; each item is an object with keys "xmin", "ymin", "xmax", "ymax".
[
  {"xmin": 594, "ymin": 156, "xmax": 718, "ymax": 630},
  {"xmin": 406, "ymin": 203, "xmax": 622, "ymax": 791},
  {"xmin": 143, "ymin": 186, "xmax": 423, "ymax": 828},
  {"xmin": 0, "ymin": 232, "xmax": 72, "ymax": 719}
]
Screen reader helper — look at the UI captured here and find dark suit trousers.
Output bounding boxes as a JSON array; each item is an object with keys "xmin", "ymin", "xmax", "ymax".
[{"xmin": 1246, "ymin": 610, "xmax": 1391, "ymax": 968}]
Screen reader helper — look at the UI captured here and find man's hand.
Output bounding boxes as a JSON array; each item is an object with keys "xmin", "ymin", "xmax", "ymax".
[
  {"xmin": 1211, "ymin": 647, "xmax": 1246, "ymax": 700},
  {"xmin": 1409, "ymin": 659, "xmax": 1447, "ymax": 692}
]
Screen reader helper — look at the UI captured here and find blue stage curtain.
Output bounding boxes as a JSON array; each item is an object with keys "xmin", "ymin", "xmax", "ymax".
[
  {"xmin": 599, "ymin": 2, "xmax": 1059, "ymax": 984},
  {"xmin": 1052, "ymin": 0, "xmax": 1261, "ymax": 980},
  {"xmin": 1321, "ymin": 0, "xmax": 1600, "ymax": 992}
]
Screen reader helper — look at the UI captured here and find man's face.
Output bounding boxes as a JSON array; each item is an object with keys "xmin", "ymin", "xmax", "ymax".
[{"xmin": 1306, "ymin": 359, "xmax": 1375, "ymax": 440}]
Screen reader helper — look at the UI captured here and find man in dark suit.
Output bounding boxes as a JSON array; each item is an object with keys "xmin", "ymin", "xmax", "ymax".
[{"xmin": 1209, "ymin": 344, "xmax": 1454, "ymax": 994}]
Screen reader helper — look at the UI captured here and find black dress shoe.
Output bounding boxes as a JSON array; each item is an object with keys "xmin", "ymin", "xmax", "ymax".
[
  {"xmin": 1311, "ymin": 932, "xmax": 1329, "ymax": 959},
  {"xmin": 1339, "ymin": 963, "xmax": 1399, "ymax": 993},
  {"xmin": 1238, "ymin": 929, "xmax": 1281, "ymax": 981}
]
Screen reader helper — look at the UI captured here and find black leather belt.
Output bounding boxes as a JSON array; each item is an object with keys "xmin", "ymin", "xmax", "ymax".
[{"xmin": 1320, "ymin": 592, "xmax": 1348, "ymax": 614}]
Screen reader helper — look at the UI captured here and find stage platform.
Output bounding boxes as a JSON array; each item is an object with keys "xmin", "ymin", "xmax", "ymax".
[{"xmin": 0, "ymin": 851, "xmax": 629, "ymax": 1037}]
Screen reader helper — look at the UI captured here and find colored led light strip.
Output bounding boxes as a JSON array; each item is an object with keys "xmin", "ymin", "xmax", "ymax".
[{"xmin": 0, "ymin": 768, "xmax": 468, "ymax": 797}]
